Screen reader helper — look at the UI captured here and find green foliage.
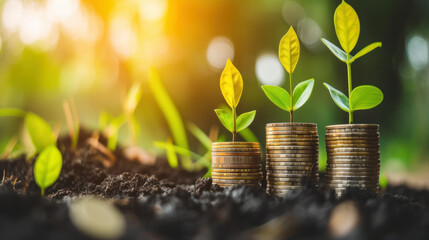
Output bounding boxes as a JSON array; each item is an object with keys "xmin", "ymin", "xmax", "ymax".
[
  {"xmin": 323, "ymin": 83, "xmax": 350, "ymax": 112},
  {"xmin": 24, "ymin": 113, "xmax": 56, "ymax": 152},
  {"xmin": 216, "ymin": 59, "xmax": 256, "ymax": 141},
  {"xmin": 238, "ymin": 128, "xmax": 259, "ymax": 143},
  {"xmin": 149, "ymin": 68, "xmax": 189, "ymax": 156},
  {"xmin": 99, "ymin": 112, "xmax": 126, "ymax": 151},
  {"xmin": 350, "ymin": 85, "xmax": 383, "ymax": 111},
  {"xmin": 124, "ymin": 82, "xmax": 143, "ymax": 146},
  {"xmin": 34, "ymin": 145, "xmax": 63, "ymax": 196},
  {"xmin": 262, "ymin": 27, "xmax": 314, "ymax": 122},
  {"xmin": 322, "ymin": 1, "xmax": 383, "ymax": 123},
  {"xmin": 261, "ymin": 86, "xmax": 290, "ymax": 111},
  {"xmin": 0, "ymin": 108, "xmax": 26, "ymax": 118}
]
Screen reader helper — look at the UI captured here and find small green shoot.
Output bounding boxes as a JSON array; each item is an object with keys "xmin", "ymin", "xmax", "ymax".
[
  {"xmin": 24, "ymin": 112, "xmax": 57, "ymax": 153},
  {"xmin": 215, "ymin": 59, "xmax": 256, "ymax": 141},
  {"xmin": 63, "ymin": 98, "xmax": 80, "ymax": 149},
  {"xmin": 99, "ymin": 112, "xmax": 126, "ymax": 151},
  {"xmin": 123, "ymin": 82, "xmax": 143, "ymax": 146},
  {"xmin": 321, "ymin": 1, "xmax": 383, "ymax": 124},
  {"xmin": 262, "ymin": 27, "xmax": 315, "ymax": 122},
  {"xmin": 34, "ymin": 145, "xmax": 63, "ymax": 196}
]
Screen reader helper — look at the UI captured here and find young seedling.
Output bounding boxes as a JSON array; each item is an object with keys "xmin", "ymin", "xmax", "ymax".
[
  {"xmin": 262, "ymin": 27, "xmax": 315, "ymax": 122},
  {"xmin": 34, "ymin": 145, "xmax": 63, "ymax": 195},
  {"xmin": 215, "ymin": 59, "xmax": 256, "ymax": 141},
  {"xmin": 123, "ymin": 82, "xmax": 143, "ymax": 146},
  {"xmin": 63, "ymin": 98, "xmax": 80, "ymax": 150},
  {"xmin": 321, "ymin": 0, "xmax": 383, "ymax": 124}
]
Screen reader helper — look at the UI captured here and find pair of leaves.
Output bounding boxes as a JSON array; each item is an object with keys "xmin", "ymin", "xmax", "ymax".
[
  {"xmin": 279, "ymin": 27, "xmax": 300, "ymax": 74},
  {"xmin": 34, "ymin": 145, "xmax": 62, "ymax": 196},
  {"xmin": 322, "ymin": 1, "xmax": 381, "ymax": 62},
  {"xmin": 262, "ymin": 79, "xmax": 314, "ymax": 112},
  {"xmin": 324, "ymin": 83, "xmax": 383, "ymax": 112},
  {"xmin": 215, "ymin": 109, "xmax": 256, "ymax": 134}
]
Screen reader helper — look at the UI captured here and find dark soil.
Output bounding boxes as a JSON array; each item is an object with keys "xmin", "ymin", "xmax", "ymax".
[{"xmin": 1, "ymin": 129, "xmax": 429, "ymax": 240}]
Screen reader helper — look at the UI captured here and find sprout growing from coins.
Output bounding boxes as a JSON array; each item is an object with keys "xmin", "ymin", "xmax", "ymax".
[
  {"xmin": 215, "ymin": 59, "xmax": 256, "ymax": 141},
  {"xmin": 262, "ymin": 26, "xmax": 315, "ymax": 122},
  {"xmin": 321, "ymin": 0, "xmax": 383, "ymax": 124}
]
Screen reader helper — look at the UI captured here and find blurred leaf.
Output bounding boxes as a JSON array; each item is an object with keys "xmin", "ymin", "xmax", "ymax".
[
  {"xmin": 155, "ymin": 141, "xmax": 202, "ymax": 168},
  {"xmin": 350, "ymin": 85, "xmax": 383, "ymax": 111},
  {"xmin": 99, "ymin": 111, "xmax": 113, "ymax": 130},
  {"xmin": 34, "ymin": 145, "xmax": 62, "ymax": 196},
  {"xmin": 379, "ymin": 174, "xmax": 388, "ymax": 189},
  {"xmin": 292, "ymin": 79, "xmax": 314, "ymax": 111},
  {"xmin": 0, "ymin": 108, "xmax": 26, "ymax": 118},
  {"xmin": 262, "ymin": 85, "xmax": 291, "ymax": 111},
  {"xmin": 321, "ymin": 38, "xmax": 348, "ymax": 62},
  {"xmin": 165, "ymin": 138, "xmax": 178, "ymax": 169},
  {"xmin": 214, "ymin": 109, "xmax": 233, "ymax": 132},
  {"xmin": 236, "ymin": 110, "xmax": 256, "ymax": 132},
  {"xmin": 188, "ymin": 123, "xmax": 211, "ymax": 150},
  {"xmin": 351, "ymin": 42, "xmax": 382, "ymax": 62},
  {"xmin": 239, "ymin": 128, "xmax": 259, "ymax": 143},
  {"xmin": 149, "ymin": 68, "xmax": 189, "ymax": 152},
  {"xmin": 24, "ymin": 113, "xmax": 56, "ymax": 152},
  {"xmin": 106, "ymin": 114, "xmax": 126, "ymax": 151},
  {"xmin": 334, "ymin": 1, "xmax": 360, "ymax": 53},
  {"xmin": 220, "ymin": 59, "xmax": 243, "ymax": 109},
  {"xmin": 279, "ymin": 26, "xmax": 300, "ymax": 74},
  {"xmin": 124, "ymin": 82, "xmax": 142, "ymax": 114},
  {"xmin": 323, "ymin": 83, "xmax": 350, "ymax": 112}
]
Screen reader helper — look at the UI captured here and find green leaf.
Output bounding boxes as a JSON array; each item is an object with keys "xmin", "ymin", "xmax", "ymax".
[
  {"xmin": 261, "ymin": 85, "xmax": 291, "ymax": 112},
  {"xmin": 165, "ymin": 139, "xmax": 178, "ymax": 168},
  {"xmin": 236, "ymin": 110, "xmax": 256, "ymax": 132},
  {"xmin": 154, "ymin": 141, "xmax": 204, "ymax": 164},
  {"xmin": 34, "ymin": 145, "xmax": 63, "ymax": 196},
  {"xmin": 188, "ymin": 123, "xmax": 212, "ymax": 150},
  {"xmin": 350, "ymin": 42, "xmax": 382, "ymax": 62},
  {"xmin": 321, "ymin": 38, "xmax": 348, "ymax": 62},
  {"xmin": 323, "ymin": 83, "xmax": 350, "ymax": 112},
  {"xmin": 24, "ymin": 113, "xmax": 56, "ymax": 152},
  {"xmin": 0, "ymin": 108, "xmax": 26, "ymax": 118},
  {"xmin": 292, "ymin": 78, "xmax": 314, "ymax": 111},
  {"xmin": 350, "ymin": 85, "xmax": 383, "ymax": 111},
  {"xmin": 149, "ymin": 68, "xmax": 189, "ymax": 152},
  {"xmin": 124, "ymin": 82, "xmax": 142, "ymax": 114},
  {"xmin": 214, "ymin": 109, "xmax": 233, "ymax": 132}
]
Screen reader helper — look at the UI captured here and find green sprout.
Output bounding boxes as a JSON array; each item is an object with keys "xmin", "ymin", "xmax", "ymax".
[
  {"xmin": 215, "ymin": 59, "xmax": 256, "ymax": 141},
  {"xmin": 63, "ymin": 99, "xmax": 80, "ymax": 150},
  {"xmin": 0, "ymin": 108, "xmax": 62, "ymax": 195},
  {"xmin": 262, "ymin": 26, "xmax": 315, "ymax": 122},
  {"xmin": 123, "ymin": 82, "xmax": 143, "ymax": 146},
  {"xmin": 321, "ymin": 1, "xmax": 383, "ymax": 124}
]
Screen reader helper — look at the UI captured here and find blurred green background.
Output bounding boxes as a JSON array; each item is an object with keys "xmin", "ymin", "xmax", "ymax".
[{"xmin": 0, "ymin": 0, "xmax": 428, "ymax": 181}]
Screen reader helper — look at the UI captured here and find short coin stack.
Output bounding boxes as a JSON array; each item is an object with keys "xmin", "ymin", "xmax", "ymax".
[
  {"xmin": 325, "ymin": 124, "xmax": 380, "ymax": 196},
  {"xmin": 266, "ymin": 123, "xmax": 319, "ymax": 196},
  {"xmin": 211, "ymin": 142, "xmax": 262, "ymax": 187}
]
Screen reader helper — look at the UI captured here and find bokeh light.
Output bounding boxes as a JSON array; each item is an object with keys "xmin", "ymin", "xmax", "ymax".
[
  {"xmin": 255, "ymin": 53, "xmax": 284, "ymax": 86},
  {"xmin": 406, "ymin": 35, "xmax": 429, "ymax": 70},
  {"xmin": 206, "ymin": 36, "xmax": 235, "ymax": 70}
]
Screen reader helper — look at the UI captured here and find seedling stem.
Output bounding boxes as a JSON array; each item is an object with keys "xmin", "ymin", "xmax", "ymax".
[
  {"xmin": 346, "ymin": 53, "xmax": 353, "ymax": 124},
  {"xmin": 289, "ymin": 73, "xmax": 294, "ymax": 123}
]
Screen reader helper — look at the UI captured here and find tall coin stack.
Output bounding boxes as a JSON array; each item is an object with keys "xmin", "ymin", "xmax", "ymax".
[
  {"xmin": 211, "ymin": 142, "xmax": 262, "ymax": 187},
  {"xmin": 266, "ymin": 123, "xmax": 319, "ymax": 196},
  {"xmin": 325, "ymin": 124, "xmax": 380, "ymax": 196}
]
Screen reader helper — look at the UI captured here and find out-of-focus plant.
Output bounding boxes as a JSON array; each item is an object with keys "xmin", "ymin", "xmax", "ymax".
[
  {"xmin": 149, "ymin": 68, "xmax": 193, "ymax": 169},
  {"xmin": 123, "ymin": 82, "xmax": 143, "ymax": 146},
  {"xmin": 34, "ymin": 145, "xmax": 62, "ymax": 196},
  {"xmin": 0, "ymin": 108, "xmax": 62, "ymax": 195},
  {"xmin": 63, "ymin": 99, "xmax": 80, "ymax": 149},
  {"xmin": 262, "ymin": 27, "xmax": 314, "ymax": 122},
  {"xmin": 99, "ymin": 112, "xmax": 126, "ymax": 151},
  {"xmin": 215, "ymin": 59, "xmax": 256, "ymax": 141},
  {"xmin": 379, "ymin": 174, "xmax": 388, "ymax": 189},
  {"xmin": 321, "ymin": 1, "xmax": 383, "ymax": 124}
]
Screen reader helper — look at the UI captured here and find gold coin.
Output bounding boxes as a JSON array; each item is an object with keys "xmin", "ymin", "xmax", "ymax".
[
  {"xmin": 328, "ymin": 152, "xmax": 379, "ymax": 157},
  {"xmin": 211, "ymin": 163, "xmax": 262, "ymax": 169},
  {"xmin": 266, "ymin": 130, "xmax": 318, "ymax": 135},
  {"xmin": 267, "ymin": 176, "xmax": 318, "ymax": 182},
  {"xmin": 326, "ymin": 124, "xmax": 378, "ymax": 130},
  {"xmin": 326, "ymin": 147, "xmax": 379, "ymax": 153},
  {"xmin": 267, "ymin": 122, "xmax": 317, "ymax": 128},
  {"xmin": 212, "ymin": 158, "xmax": 261, "ymax": 165},
  {"xmin": 211, "ymin": 168, "xmax": 262, "ymax": 173},
  {"xmin": 266, "ymin": 165, "xmax": 314, "ymax": 171},
  {"xmin": 267, "ymin": 172, "xmax": 316, "ymax": 178},
  {"xmin": 325, "ymin": 176, "xmax": 379, "ymax": 181},
  {"xmin": 267, "ymin": 143, "xmax": 319, "ymax": 147},
  {"xmin": 211, "ymin": 172, "xmax": 262, "ymax": 177},
  {"xmin": 212, "ymin": 178, "xmax": 260, "ymax": 184},
  {"xmin": 212, "ymin": 142, "xmax": 259, "ymax": 146},
  {"xmin": 325, "ymin": 167, "xmax": 379, "ymax": 172},
  {"xmin": 267, "ymin": 150, "xmax": 318, "ymax": 155},
  {"xmin": 267, "ymin": 161, "xmax": 316, "ymax": 167},
  {"xmin": 212, "ymin": 175, "xmax": 262, "ymax": 180}
]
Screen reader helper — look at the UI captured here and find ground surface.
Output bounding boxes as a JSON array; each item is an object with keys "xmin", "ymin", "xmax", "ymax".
[{"xmin": 1, "ymin": 130, "xmax": 429, "ymax": 240}]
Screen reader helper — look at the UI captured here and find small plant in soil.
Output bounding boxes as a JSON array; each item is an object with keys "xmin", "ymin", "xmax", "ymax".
[
  {"xmin": 321, "ymin": 0, "xmax": 383, "ymax": 124},
  {"xmin": 262, "ymin": 26, "xmax": 315, "ymax": 122},
  {"xmin": 215, "ymin": 59, "xmax": 256, "ymax": 141}
]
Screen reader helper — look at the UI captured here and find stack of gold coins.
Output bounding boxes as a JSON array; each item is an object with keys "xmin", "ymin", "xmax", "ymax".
[
  {"xmin": 266, "ymin": 123, "xmax": 319, "ymax": 196},
  {"xmin": 325, "ymin": 124, "xmax": 380, "ymax": 196},
  {"xmin": 211, "ymin": 142, "xmax": 262, "ymax": 187}
]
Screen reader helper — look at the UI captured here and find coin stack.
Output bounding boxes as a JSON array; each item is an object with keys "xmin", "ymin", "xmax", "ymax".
[
  {"xmin": 211, "ymin": 142, "xmax": 262, "ymax": 187},
  {"xmin": 266, "ymin": 123, "xmax": 319, "ymax": 196},
  {"xmin": 325, "ymin": 124, "xmax": 380, "ymax": 196}
]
